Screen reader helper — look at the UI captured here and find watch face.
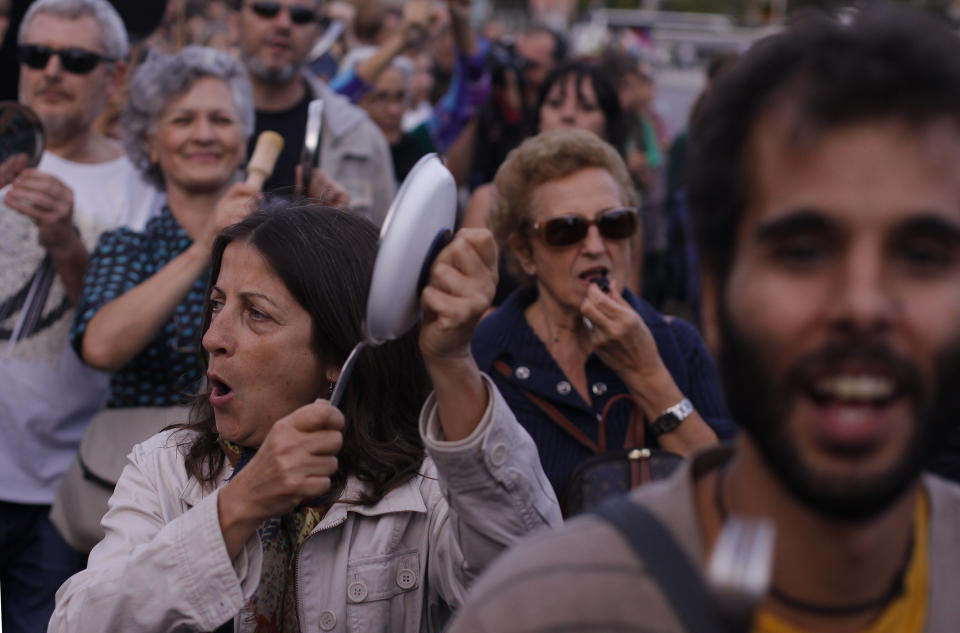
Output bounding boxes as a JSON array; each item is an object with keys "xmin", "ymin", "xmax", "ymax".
[{"xmin": 651, "ymin": 398, "xmax": 693, "ymax": 437}]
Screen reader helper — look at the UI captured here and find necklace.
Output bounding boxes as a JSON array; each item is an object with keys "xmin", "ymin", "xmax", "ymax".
[{"xmin": 712, "ymin": 463, "xmax": 911, "ymax": 617}]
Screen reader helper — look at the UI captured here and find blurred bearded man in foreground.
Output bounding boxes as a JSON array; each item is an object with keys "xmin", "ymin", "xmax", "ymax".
[{"xmin": 447, "ymin": 7, "xmax": 960, "ymax": 632}]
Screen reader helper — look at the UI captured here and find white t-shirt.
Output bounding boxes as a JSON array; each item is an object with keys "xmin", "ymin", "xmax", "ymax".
[{"xmin": 0, "ymin": 152, "xmax": 164, "ymax": 504}]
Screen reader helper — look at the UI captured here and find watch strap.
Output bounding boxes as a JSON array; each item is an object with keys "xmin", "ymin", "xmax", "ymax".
[{"xmin": 649, "ymin": 397, "xmax": 694, "ymax": 438}]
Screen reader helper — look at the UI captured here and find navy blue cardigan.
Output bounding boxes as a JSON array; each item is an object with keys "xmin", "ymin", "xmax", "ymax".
[{"xmin": 471, "ymin": 287, "xmax": 735, "ymax": 500}]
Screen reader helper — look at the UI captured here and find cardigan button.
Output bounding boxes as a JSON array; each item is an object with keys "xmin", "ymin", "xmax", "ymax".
[
  {"xmin": 515, "ymin": 366, "xmax": 530, "ymax": 380},
  {"xmin": 396, "ymin": 568, "xmax": 418, "ymax": 590},
  {"xmin": 319, "ymin": 610, "xmax": 337, "ymax": 631},
  {"xmin": 591, "ymin": 382, "xmax": 608, "ymax": 396},
  {"xmin": 556, "ymin": 381, "xmax": 572, "ymax": 395},
  {"xmin": 348, "ymin": 581, "xmax": 368, "ymax": 603},
  {"xmin": 490, "ymin": 444, "xmax": 508, "ymax": 466}
]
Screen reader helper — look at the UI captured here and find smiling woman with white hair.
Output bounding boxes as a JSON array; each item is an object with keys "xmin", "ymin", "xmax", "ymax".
[
  {"xmin": 49, "ymin": 47, "xmax": 262, "ymax": 560},
  {"xmin": 70, "ymin": 45, "xmax": 257, "ymax": 405}
]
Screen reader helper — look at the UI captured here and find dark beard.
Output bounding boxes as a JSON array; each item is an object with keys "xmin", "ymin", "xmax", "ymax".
[{"xmin": 717, "ymin": 307, "xmax": 960, "ymax": 523}]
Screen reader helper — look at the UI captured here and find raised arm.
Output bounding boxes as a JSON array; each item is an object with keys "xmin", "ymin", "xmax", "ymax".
[
  {"xmin": 78, "ymin": 183, "xmax": 260, "ymax": 371},
  {"xmin": 580, "ymin": 279, "xmax": 718, "ymax": 454},
  {"xmin": 418, "ymin": 228, "xmax": 498, "ymax": 440},
  {"xmin": 329, "ymin": 0, "xmax": 433, "ymax": 103}
]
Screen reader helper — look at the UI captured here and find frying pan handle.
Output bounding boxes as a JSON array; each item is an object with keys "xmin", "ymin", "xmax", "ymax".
[{"xmin": 416, "ymin": 229, "xmax": 453, "ymax": 296}]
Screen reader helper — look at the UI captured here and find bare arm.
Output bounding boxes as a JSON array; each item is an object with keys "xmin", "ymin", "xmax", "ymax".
[
  {"xmin": 82, "ymin": 183, "xmax": 261, "ymax": 371},
  {"xmin": 81, "ymin": 242, "xmax": 210, "ymax": 371},
  {"xmin": 580, "ymin": 279, "xmax": 718, "ymax": 454},
  {"xmin": 352, "ymin": 0, "xmax": 432, "ymax": 86},
  {"xmin": 446, "ymin": 0, "xmax": 476, "ymax": 56},
  {"xmin": 444, "ymin": 118, "xmax": 477, "ymax": 188}
]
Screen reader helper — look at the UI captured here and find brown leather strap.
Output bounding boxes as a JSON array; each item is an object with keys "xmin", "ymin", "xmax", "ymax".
[
  {"xmin": 493, "ymin": 359, "xmax": 603, "ymax": 454},
  {"xmin": 600, "ymin": 393, "xmax": 647, "ymax": 449},
  {"xmin": 627, "ymin": 448, "xmax": 654, "ymax": 487},
  {"xmin": 641, "ymin": 456, "xmax": 652, "ymax": 483},
  {"xmin": 630, "ymin": 455, "xmax": 642, "ymax": 488}
]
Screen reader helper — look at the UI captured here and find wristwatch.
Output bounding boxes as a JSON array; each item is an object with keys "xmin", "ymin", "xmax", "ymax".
[{"xmin": 648, "ymin": 397, "xmax": 694, "ymax": 438}]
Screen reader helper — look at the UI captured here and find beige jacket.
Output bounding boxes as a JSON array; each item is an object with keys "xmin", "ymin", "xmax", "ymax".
[
  {"xmin": 448, "ymin": 445, "xmax": 960, "ymax": 633},
  {"xmin": 305, "ymin": 75, "xmax": 396, "ymax": 227},
  {"xmin": 49, "ymin": 376, "xmax": 561, "ymax": 633}
]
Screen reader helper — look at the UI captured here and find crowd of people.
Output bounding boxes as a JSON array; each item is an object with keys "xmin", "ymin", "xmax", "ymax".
[{"xmin": 2, "ymin": 0, "xmax": 960, "ymax": 632}]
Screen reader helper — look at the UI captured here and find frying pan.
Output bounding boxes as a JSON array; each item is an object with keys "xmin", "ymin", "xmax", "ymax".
[
  {"xmin": 329, "ymin": 153, "xmax": 457, "ymax": 407},
  {"xmin": 0, "ymin": 102, "xmax": 44, "ymax": 170}
]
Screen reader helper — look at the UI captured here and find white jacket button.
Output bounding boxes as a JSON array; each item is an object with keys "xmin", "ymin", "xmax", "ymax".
[
  {"xmin": 348, "ymin": 581, "xmax": 368, "ymax": 603},
  {"xmin": 319, "ymin": 610, "xmax": 337, "ymax": 631},
  {"xmin": 396, "ymin": 568, "xmax": 417, "ymax": 590}
]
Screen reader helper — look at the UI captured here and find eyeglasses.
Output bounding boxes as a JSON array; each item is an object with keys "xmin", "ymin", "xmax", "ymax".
[
  {"xmin": 248, "ymin": 1, "xmax": 318, "ymax": 25},
  {"xmin": 18, "ymin": 44, "xmax": 115, "ymax": 75},
  {"xmin": 530, "ymin": 207, "xmax": 638, "ymax": 247}
]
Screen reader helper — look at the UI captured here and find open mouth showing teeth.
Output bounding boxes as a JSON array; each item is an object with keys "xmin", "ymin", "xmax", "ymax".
[{"xmin": 809, "ymin": 375, "xmax": 896, "ymax": 406}]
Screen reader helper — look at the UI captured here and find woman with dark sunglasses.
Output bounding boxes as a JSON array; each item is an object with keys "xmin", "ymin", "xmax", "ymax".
[{"xmin": 471, "ymin": 128, "xmax": 735, "ymax": 513}]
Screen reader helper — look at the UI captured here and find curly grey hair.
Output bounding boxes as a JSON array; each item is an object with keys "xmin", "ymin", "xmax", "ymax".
[
  {"xmin": 19, "ymin": 0, "xmax": 129, "ymax": 60},
  {"xmin": 123, "ymin": 46, "xmax": 255, "ymax": 188}
]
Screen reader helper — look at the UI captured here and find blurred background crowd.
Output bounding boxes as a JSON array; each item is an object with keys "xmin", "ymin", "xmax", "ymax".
[{"xmin": 3, "ymin": 0, "xmax": 960, "ymax": 314}]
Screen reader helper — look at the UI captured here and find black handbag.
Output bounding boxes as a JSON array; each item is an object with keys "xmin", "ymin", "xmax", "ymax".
[{"xmin": 493, "ymin": 360, "xmax": 684, "ymax": 516}]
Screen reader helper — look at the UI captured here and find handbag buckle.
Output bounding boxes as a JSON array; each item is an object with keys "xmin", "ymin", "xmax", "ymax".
[{"xmin": 628, "ymin": 448, "xmax": 651, "ymax": 461}]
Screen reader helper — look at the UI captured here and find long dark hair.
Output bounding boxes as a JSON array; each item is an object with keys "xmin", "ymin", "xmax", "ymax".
[
  {"xmin": 178, "ymin": 203, "xmax": 431, "ymax": 506},
  {"xmin": 534, "ymin": 61, "xmax": 624, "ymax": 150}
]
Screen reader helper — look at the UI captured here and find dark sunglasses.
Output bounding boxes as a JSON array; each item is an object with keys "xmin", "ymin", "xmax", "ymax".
[
  {"xmin": 248, "ymin": 1, "xmax": 317, "ymax": 25},
  {"xmin": 18, "ymin": 44, "xmax": 114, "ymax": 74},
  {"xmin": 530, "ymin": 207, "xmax": 638, "ymax": 247}
]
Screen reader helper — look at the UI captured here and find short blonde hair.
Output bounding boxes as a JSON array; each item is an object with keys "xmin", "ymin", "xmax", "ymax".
[{"xmin": 489, "ymin": 128, "xmax": 639, "ymax": 282}]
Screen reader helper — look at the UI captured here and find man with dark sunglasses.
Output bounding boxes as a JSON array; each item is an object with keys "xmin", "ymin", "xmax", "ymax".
[
  {"xmin": 0, "ymin": 2, "xmax": 162, "ymax": 631},
  {"xmin": 233, "ymin": 0, "xmax": 395, "ymax": 225},
  {"xmin": 449, "ymin": 6, "xmax": 960, "ymax": 633}
]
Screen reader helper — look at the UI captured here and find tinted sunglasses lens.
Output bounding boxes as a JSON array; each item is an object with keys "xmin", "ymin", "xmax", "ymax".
[
  {"xmin": 597, "ymin": 209, "xmax": 637, "ymax": 239},
  {"xmin": 251, "ymin": 2, "xmax": 281, "ymax": 18},
  {"xmin": 289, "ymin": 7, "xmax": 316, "ymax": 24},
  {"xmin": 543, "ymin": 217, "xmax": 588, "ymax": 246},
  {"xmin": 19, "ymin": 45, "xmax": 52, "ymax": 70},
  {"xmin": 19, "ymin": 45, "xmax": 102, "ymax": 74},
  {"xmin": 59, "ymin": 49, "xmax": 102, "ymax": 74}
]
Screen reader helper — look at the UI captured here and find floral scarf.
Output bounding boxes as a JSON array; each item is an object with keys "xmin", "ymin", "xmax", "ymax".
[{"xmin": 221, "ymin": 439, "xmax": 326, "ymax": 633}]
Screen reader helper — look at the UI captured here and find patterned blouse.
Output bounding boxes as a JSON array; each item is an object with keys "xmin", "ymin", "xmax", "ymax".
[{"xmin": 71, "ymin": 205, "xmax": 207, "ymax": 408}]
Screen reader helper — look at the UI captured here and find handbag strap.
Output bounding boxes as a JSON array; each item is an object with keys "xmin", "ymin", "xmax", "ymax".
[
  {"xmin": 493, "ymin": 359, "xmax": 602, "ymax": 453},
  {"xmin": 592, "ymin": 497, "xmax": 728, "ymax": 633},
  {"xmin": 493, "ymin": 359, "xmax": 648, "ymax": 455}
]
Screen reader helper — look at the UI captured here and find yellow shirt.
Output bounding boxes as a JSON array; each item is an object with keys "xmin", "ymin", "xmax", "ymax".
[{"xmin": 752, "ymin": 495, "xmax": 929, "ymax": 633}]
